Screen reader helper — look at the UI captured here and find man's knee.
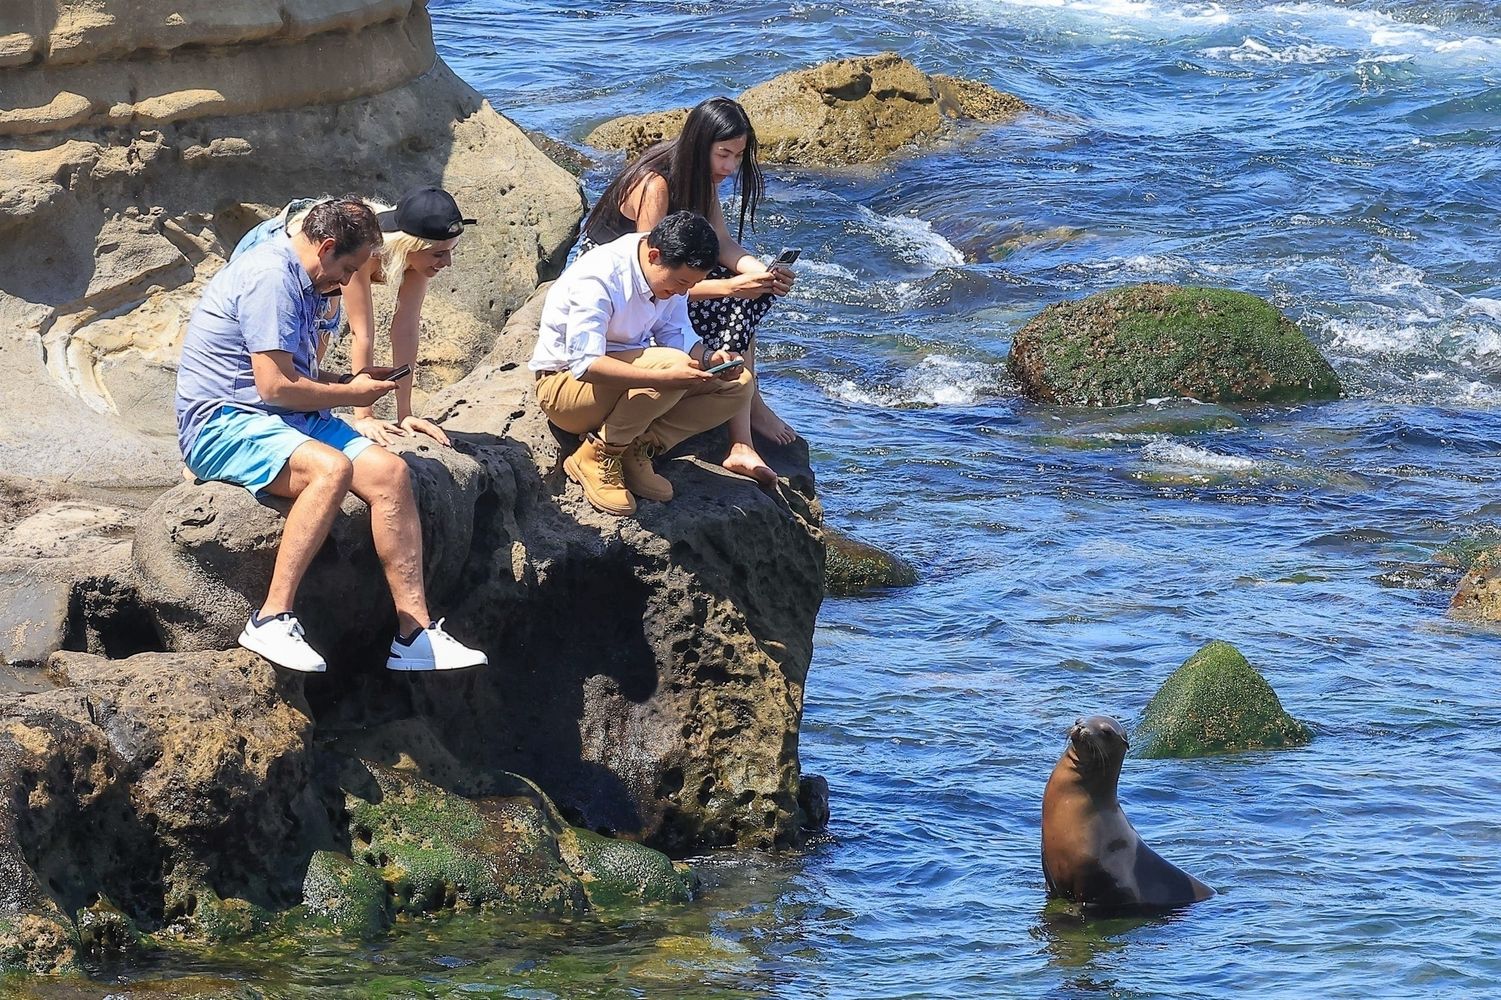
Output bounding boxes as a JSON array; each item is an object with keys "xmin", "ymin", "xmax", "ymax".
[
  {"xmin": 357, "ymin": 446, "xmax": 413, "ymax": 500},
  {"xmin": 295, "ymin": 443, "xmax": 354, "ymax": 491}
]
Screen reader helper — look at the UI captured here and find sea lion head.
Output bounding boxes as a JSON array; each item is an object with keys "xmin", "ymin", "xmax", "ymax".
[{"xmin": 1066, "ymin": 715, "xmax": 1129, "ymax": 787}]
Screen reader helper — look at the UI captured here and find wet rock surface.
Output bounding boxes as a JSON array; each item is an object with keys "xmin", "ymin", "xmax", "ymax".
[
  {"xmin": 824, "ymin": 528, "xmax": 918, "ymax": 596},
  {"xmin": 1008, "ymin": 284, "xmax": 1343, "ymax": 407},
  {"xmin": 1134, "ymin": 640, "xmax": 1312, "ymax": 757},
  {"xmin": 585, "ymin": 52, "xmax": 1027, "ymax": 165}
]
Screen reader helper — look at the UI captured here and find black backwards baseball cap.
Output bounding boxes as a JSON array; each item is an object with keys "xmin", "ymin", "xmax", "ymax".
[{"xmin": 377, "ymin": 186, "xmax": 476, "ymax": 241}]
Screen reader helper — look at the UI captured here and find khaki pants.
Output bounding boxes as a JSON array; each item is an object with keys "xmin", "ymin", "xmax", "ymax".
[{"xmin": 535, "ymin": 347, "xmax": 754, "ymax": 450}]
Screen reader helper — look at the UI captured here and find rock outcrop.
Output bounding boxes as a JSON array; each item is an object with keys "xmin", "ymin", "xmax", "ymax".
[
  {"xmin": 585, "ymin": 52, "xmax": 1027, "ymax": 166},
  {"xmin": 1451, "ymin": 546, "xmax": 1501, "ymax": 621},
  {"xmin": 1008, "ymin": 284, "xmax": 1343, "ymax": 407},
  {"xmin": 0, "ymin": 1, "xmax": 829, "ymax": 979},
  {"xmin": 1133, "ymin": 641, "xmax": 1312, "ymax": 757},
  {"xmin": 130, "ymin": 290, "xmax": 825, "ymax": 856},
  {"xmin": 0, "ymin": 0, "xmax": 584, "ymax": 489}
]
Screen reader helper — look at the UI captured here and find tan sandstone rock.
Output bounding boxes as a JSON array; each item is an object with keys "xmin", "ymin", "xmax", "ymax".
[
  {"xmin": 0, "ymin": 0, "xmax": 584, "ymax": 489},
  {"xmin": 584, "ymin": 52, "xmax": 1027, "ymax": 164}
]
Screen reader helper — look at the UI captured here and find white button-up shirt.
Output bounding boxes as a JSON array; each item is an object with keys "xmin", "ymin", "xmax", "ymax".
[{"xmin": 529, "ymin": 232, "xmax": 700, "ymax": 378}]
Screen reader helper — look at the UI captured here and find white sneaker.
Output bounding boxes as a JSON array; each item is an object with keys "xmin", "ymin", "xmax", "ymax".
[
  {"xmin": 238, "ymin": 613, "xmax": 327, "ymax": 673},
  {"xmin": 386, "ymin": 618, "xmax": 488, "ymax": 672}
]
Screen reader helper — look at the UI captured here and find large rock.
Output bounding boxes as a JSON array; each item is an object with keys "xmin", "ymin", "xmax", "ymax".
[
  {"xmin": 0, "ymin": 0, "xmax": 584, "ymax": 489},
  {"xmin": 0, "ymin": 489, "xmax": 152, "ymax": 667},
  {"xmin": 585, "ymin": 52, "xmax": 1027, "ymax": 165},
  {"xmin": 0, "ymin": 648, "xmax": 324, "ymax": 972},
  {"xmin": 1008, "ymin": 284, "xmax": 1343, "ymax": 407},
  {"xmin": 1133, "ymin": 641, "xmax": 1312, "ymax": 757}
]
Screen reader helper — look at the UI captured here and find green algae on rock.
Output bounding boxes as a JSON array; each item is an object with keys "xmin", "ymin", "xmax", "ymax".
[
  {"xmin": 1134, "ymin": 641, "xmax": 1312, "ymax": 758},
  {"xmin": 825, "ymin": 528, "xmax": 918, "ymax": 596},
  {"xmin": 557, "ymin": 828, "xmax": 698, "ymax": 908},
  {"xmin": 1008, "ymin": 284, "xmax": 1343, "ymax": 406},
  {"xmin": 300, "ymin": 851, "xmax": 391, "ymax": 938}
]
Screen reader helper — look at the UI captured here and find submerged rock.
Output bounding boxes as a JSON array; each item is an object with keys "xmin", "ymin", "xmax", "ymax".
[
  {"xmin": 825, "ymin": 528, "xmax": 918, "ymax": 596},
  {"xmin": 1451, "ymin": 546, "xmax": 1501, "ymax": 621},
  {"xmin": 1134, "ymin": 641, "xmax": 1312, "ymax": 758},
  {"xmin": 585, "ymin": 52, "xmax": 1026, "ymax": 165},
  {"xmin": 1008, "ymin": 284, "xmax": 1343, "ymax": 407}
]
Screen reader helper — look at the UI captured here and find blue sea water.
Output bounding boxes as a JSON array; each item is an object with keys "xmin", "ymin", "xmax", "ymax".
[
  {"xmin": 435, "ymin": 2, "xmax": 1501, "ymax": 996},
  {"xmin": 435, "ymin": 3, "xmax": 1501, "ymax": 994},
  {"xmin": 47, "ymin": 1, "xmax": 1501, "ymax": 997}
]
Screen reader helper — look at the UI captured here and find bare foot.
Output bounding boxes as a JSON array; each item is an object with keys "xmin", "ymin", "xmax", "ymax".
[
  {"xmin": 722, "ymin": 442, "xmax": 777, "ymax": 488},
  {"xmin": 181, "ymin": 466, "xmax": 196, "ymax": 483},
  {"xmin": 751, "ymin": 394, "xmax": 798, "ymax": 445}
]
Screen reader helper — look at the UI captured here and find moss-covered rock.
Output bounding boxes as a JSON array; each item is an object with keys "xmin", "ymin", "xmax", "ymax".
[
  {"xmin": 347, "ymin": 764, "xmax": 588, "ymax": 918},
  {"xmin": 300, "ymin": 851, "xmax": 391, "ymax": 937},
  {"xmin": 1135, "ymin": 641, "xmax": 1311, "ymax": 757},
  {"xmin": 1451, "ymin": 546, "xmax": 1501, "ymax": 621},
  {"xmin": 1008, "ymin": 284, "xmax": 1343, "ymax": 406},
  {"xmin": 74, "ymin": 897, "xmax": 143, "ymax": 958},
  {"xmin": 164, "ymin": 882, "xmax": 272, "ymax": 943},
  {"xmin": 558, "ymin": 828, "xmax": 698, "ymax": 908},
  {"xmin": 825, "ymin": 528, "xmax": 918, "ymax": 596}
]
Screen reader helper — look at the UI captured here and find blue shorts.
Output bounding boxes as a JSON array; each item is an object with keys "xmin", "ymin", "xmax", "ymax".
[{"xmin": 187, "ymin": 406, "xmax": 374, "ymax": 497}]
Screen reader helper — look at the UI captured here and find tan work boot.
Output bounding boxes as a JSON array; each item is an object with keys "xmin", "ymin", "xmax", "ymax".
[
  {"xmin": 563, "ymin": 434, "xmax": 636, "ymax": 516},
  {"xmin": 622, "ymin": 440, "xmax": 673, "ymax": 502}
]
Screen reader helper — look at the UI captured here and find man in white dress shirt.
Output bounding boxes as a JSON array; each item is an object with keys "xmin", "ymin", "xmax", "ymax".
[{"xmin": 529, "ymin": 211, "xmax": 754, "ymax": 516}]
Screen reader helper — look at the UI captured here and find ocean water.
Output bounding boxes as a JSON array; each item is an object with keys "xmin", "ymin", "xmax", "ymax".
[{"xmin": 48, "ymin": 1, "xmax": 1501, "ymax": 996}]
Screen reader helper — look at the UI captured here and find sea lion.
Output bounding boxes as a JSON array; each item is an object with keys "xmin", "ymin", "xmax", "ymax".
[{"xmin": 1041, "ymin": 715, "xmax": 1215, "ymax": 912}]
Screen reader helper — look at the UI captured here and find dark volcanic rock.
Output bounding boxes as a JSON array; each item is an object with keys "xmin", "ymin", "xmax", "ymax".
[
  {"xmin": 124, "ymin": 288, "xmax": 824, "ymax": 857},
  {"xmin": 1008, "ymin": 284, "xmax": 1343, "ymax": 407}
]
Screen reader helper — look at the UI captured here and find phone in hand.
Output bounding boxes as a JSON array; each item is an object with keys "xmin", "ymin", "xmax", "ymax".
[
  {"xmin": 702, "ymin": 357, "xmax": 745, "ymax": 376},
  {"xmin": 387, "ymin": 364, "xmax": 412, "ymax": 381},
  {"xmin": 771, "ymin": 247, "xmax": 801, "ymax": 267}
]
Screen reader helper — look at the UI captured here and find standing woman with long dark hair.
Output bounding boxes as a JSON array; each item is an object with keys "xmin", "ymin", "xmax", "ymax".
[{"xmin": 577, "ymin": 97, "xmax": 797, "ymax": 486}]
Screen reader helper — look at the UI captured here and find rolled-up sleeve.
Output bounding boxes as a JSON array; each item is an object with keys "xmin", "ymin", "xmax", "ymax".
[
  {"xmin": 564, "ymin": 276, "xmax": 614, "ymax": 379},
  {"xmin": 650, "ymin": 295, "xmax": 700, "ymax": 358}
]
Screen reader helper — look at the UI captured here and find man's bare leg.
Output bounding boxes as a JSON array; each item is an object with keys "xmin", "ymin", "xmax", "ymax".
[
  {"xmin": 259, "ymin": 441, "xmax": 354, "ymax": 616},
  {"xmin": 349, "ymin": 446, "xmax": 429, "ymax": 635}
]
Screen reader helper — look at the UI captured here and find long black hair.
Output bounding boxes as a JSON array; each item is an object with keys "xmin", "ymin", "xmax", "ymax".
[{"xmin": 585, "ymin": 97, "xmax": 765, "ymax": 244}]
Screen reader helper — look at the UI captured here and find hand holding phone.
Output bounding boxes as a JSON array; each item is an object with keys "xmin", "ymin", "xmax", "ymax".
[{"xmin": 702, "ymin": 357, "xmax": 745, "ymax": 376}]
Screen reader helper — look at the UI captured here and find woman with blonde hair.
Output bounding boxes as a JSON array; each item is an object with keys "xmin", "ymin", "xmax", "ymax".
[{"xmin": 232, "ymin": 186, "xmax": 474, "ymax": 447}]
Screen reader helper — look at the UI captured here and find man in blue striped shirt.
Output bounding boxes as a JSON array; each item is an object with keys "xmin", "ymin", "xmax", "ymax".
[{"xmin": 175, "ymin": 197, "xmax": 487, "ymax": 675}]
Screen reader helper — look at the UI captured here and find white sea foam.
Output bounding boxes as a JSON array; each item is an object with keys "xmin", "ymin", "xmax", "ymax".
[
  {"xmin": 855, "ymin": 206, "xmax": 965, "ymax": 269},
  {"xmin": 827, "ymin": 354, "xmax": 994, "ymax": 408},
  {"xmin": 1141, "ymin": 438, "xmax": 1260, "ymax": 473},
  {"xmin": 799, "ymin": 260, "xmax": 860, "ymax": 282},
  {"xmin": 1200, "ymin": 37, "xmax": 1344, "ymax": 65},
  {"xmin": 947, "ymin": 0, "xmax": 1500, "ymax": 65}
]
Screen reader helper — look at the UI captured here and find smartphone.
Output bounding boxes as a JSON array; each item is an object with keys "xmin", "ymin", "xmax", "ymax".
[
  {"xmin": 702, "ymin": 358, "xmax": 745, "ymax": 376},
  {"xmin": 388, "ymin": 364, "xmax": 412, "ymax": 381},
  {"xmin": 771, "ymin": 247, "xmax": 801, "ymax": 267}
]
